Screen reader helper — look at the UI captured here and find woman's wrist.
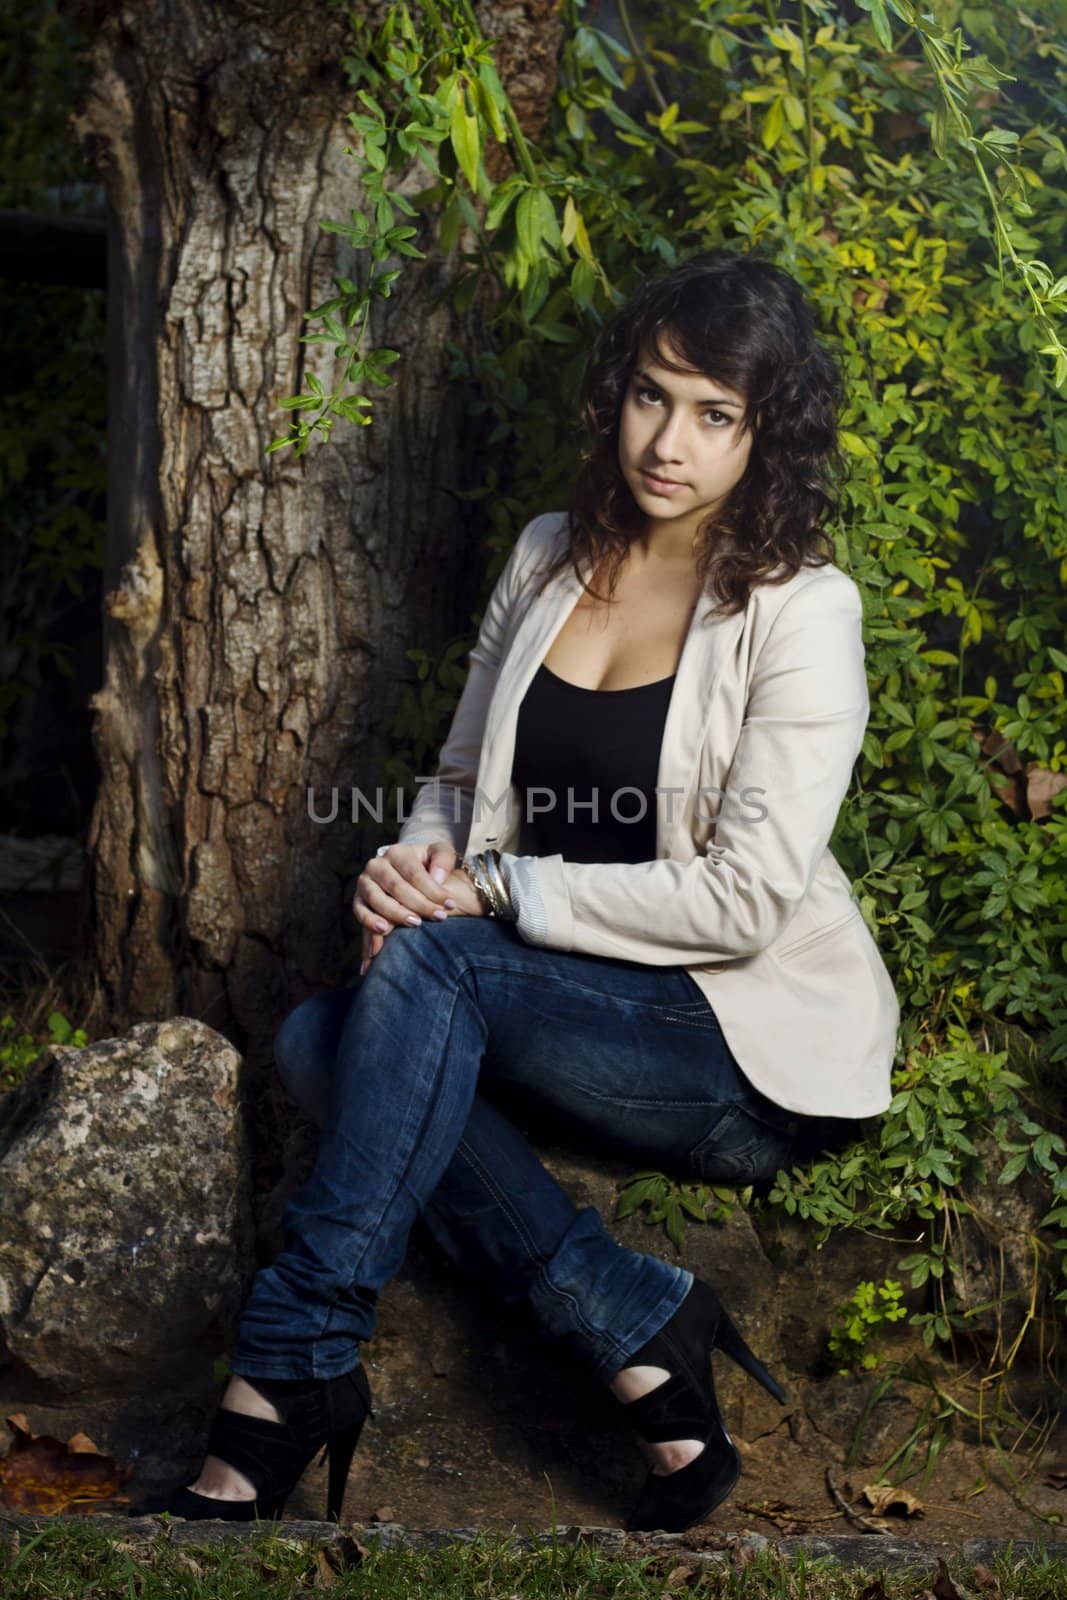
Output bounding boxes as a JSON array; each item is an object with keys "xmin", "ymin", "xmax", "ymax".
[{"xmin": 458, "ymin": 849, "xmax": 518, "ymax": 921}]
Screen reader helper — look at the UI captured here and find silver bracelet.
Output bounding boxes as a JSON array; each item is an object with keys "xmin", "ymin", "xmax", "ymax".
[
  {"xmin": 459, "ymin": 854, "xmax": 496, "ymax": 915},
  {"xmin": 482, "ymin": 849, "xmax": 518, "ymax": 923},
  {"xmin": 474, "ymin": 852, "xmax": 510, "ymax": 919},
  {"xmin": 461, "ymin": 851, "xmax": 517, "ymax": 921}
]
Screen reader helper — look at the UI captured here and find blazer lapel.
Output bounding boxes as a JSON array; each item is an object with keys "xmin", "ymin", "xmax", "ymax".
[{"xmin": 473, "ymin": 548, "xmax": 748, "ymax": 858}]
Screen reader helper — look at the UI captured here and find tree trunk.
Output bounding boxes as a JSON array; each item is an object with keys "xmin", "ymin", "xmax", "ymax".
[{"xmin": 71, "ymin": 0, "xmax": 562, "ymax": 1105}]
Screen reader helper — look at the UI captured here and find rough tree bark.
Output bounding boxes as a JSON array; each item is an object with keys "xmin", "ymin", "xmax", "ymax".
[{"xmin": 70, "ymin": 0, "xmax": 563, "ymax": 1104}]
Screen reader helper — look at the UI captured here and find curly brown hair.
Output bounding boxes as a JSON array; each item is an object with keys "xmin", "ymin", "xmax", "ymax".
[{"xmin": 531, "ymin": 246, "xmax": 847, "ymax": 618}]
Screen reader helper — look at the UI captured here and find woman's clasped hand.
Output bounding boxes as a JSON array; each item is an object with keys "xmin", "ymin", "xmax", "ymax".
[{"xmin": 353, "ymin": 842, "xmax": 485, "ymax": 974}]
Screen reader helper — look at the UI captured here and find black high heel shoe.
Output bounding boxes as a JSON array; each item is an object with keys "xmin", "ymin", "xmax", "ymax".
[
  {"xmin": 613, "ymin": 1277, "xmax": 787, "ymax": 1533},
  {"xmin": 127, "ymin": 1364, "xmax": 373, "ymax": 1524}
]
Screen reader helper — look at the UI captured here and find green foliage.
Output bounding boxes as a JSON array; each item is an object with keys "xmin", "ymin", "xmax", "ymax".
[
  {"xmin": 280, "ymin": 0, "xmax": 1065, "ymax": 459},
  {"xmin": 0, "ymin": 1010, "xmax": 87, "ymax": 1093},
  {"xmin": 615, "ymin": 1169, "xmax": 737, "ymax": 1252},
  {"xmin": 827, "ymin": 1277, "xmax": 908, "ymax": 1373}
]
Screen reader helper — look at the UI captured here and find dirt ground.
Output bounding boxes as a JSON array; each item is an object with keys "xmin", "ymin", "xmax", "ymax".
[
  {"xmin": 273, "ymin": 1368, "xmax": 1064, "ymax": 1543},
  {"xmin": 3, "ymin": 1347, "xmax": 1062, "ymax": 1543}
]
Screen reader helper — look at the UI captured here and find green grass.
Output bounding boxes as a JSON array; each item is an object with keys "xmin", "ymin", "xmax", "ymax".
[{"xmin": 1, "ymin": 1525, "xmax": 1067, "ymax": 1600}]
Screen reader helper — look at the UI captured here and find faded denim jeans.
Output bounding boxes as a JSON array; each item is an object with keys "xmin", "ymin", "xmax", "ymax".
[{"xmin": 231, "ymin": 916, "xmax": 846, "ymax": 1385}]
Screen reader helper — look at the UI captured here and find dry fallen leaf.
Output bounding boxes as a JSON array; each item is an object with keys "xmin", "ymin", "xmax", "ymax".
[
  {"xmin": 928, "ymin": 1556, "xmax": 976, "ymax": 1600},
  {"xmin": 0, "ymin": 1412, "xmax": 133, "ymax": 1514},
  {"xmin": 662, "ymin": 1562, "xmax": 699, "ymax": 1593},
  {"xmin": 172, "ymin": 1553, "xmax": 206, "ymax": 1579},
  {"xmin": 1027, "ymin": 767, "xmax": 1067, "ymax": 821},
  {"xmin": 316, "ymin": 1534, "xmax": 370, "ymax": 1586},
  {"xmin": 1043, "ymin": 1471, "xmax": 1067, "ymax": 1491},
  {"xmin": 858, "ymin": 1579, "xmax": 891, "ymax": 1600},
  {"xmin": 371, "ymin": 1503, "xmax": 396, "ymax": 1523},
  {"xmin": 971, "ymin": 1566, "xmax": 1000, "ymax": 1594},
  {"xmin": 861, "ymin": 1481, "xmax": 926, "ymax": 1518}
]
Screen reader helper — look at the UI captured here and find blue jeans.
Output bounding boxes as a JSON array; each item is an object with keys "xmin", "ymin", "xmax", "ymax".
[{"xmin": 231, "ymin": 916, "xmax": 834, "ymax": 1386}]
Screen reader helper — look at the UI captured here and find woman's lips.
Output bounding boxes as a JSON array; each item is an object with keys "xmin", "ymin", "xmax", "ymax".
[{"xmin": 640, "ymin": 469, "xmax": 686, "ymax": 494}]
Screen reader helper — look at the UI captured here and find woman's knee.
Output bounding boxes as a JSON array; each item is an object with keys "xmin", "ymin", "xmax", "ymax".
[{"xmin": 367, "ymin": 916, "xmax": 509, "ymax": 982}]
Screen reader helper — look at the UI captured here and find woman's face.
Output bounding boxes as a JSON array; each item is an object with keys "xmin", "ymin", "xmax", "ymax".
[{"xmin": 617, "ymin": 339, "xmax": 755, "ymax": 546}]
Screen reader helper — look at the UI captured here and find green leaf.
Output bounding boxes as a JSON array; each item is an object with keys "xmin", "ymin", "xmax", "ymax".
[
  {"xmin": 678, "ymin": 1190, "xmax": 708, "ymax": 1221},
  {"xmin": 930, "ymin": 101, "xmax": 948, "ymax": 160},
  {"xmin": 762, "ymin": 96, "xmax": 785, "ymax": 151},
  {"xmin": 450, "ymin": 99, "xmax": 481, "ymax": 191},
  {"xmin": 906, "ymin": 1095, "xmax": 926, "ymax": 1144},
  {"xmin": 486, "ymin": 179, "xmax": 521, "ymax": 231},
  {"xmin": 515, "ymin": 189, "xmax": 560, "ymax": 259},
  {"xmin": 565, "ymin": 101, "xmax": 587, "ymax": 140},
  {"xmin": 868, "ymin": 0, "xmax": 893, "ymax": 50},
  {"xmin": 783, "ymin": 93, "xmax": 806, "ymax": 131},
  {"xmin": 515, "ymin": 188, "xmax": 541, "ymax": 258},
  {"xmin": 664, "ymin": 1202, "xmax": 687, "ymax": 1253},
  {"xmin": 708, "ymin": 31, "xmax": 730, "ymax": 72},
  {"xmin": 474, "ymin": 60, "xmax": 509, "ymax": 142},
  {"xmin": 998, "ymin": 1150, "xmax": 1029, "ymax": 1184}
]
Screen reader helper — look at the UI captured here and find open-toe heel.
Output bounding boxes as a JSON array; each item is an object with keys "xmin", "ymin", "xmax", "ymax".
[
  {"xmin": 613, "ymin": 1276, "xmax": 786, "ymax": 1533},
  {"xmin": 617, "ymin": 1355, "xmax": 741, "ymax": 1534},
  {"xmin": 127, "ymin": 1363, "xmax": 373, "ymax": 1524}
]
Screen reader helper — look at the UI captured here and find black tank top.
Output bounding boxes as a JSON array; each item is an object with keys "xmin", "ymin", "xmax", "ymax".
[{"xmin": 510, "ymin": 662, "xmax": 676, "ymax": 863}]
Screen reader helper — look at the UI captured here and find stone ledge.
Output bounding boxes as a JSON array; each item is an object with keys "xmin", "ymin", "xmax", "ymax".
[{"xmin": 1, "ymin": 1512, "xmax": 1064, "ymax": 1572}]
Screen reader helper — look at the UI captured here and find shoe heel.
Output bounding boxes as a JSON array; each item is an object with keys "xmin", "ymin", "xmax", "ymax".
[
  {"xmin": 714, "ymin": 1308, "xmax": 788, "ymax": 1405},
  {"xmin": 326, "ymin": 1417, "xmax": 366, "ymax": 1522},
  {"xmin": 255, "ymin": 1486, "xmax": 289, "ymax": 1520}
]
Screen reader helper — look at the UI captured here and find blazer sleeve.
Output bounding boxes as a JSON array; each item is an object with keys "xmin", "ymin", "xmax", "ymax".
[
  {"xmin": 396, "ymin": 513, "xmax": 550, "ymax": 855},
  {"xmin": 515, "ymin": 573, "xmax": 870, "ymax": 964}
]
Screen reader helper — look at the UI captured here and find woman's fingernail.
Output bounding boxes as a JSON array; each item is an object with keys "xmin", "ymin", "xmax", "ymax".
[
  {"xmin": 444, "ymin": 898, "xmax": 456, "ymax": 910},
  {"xmin": 374, "ymin": 920, "xmax": 388, "ymax": 933},
  {"xmin": 406, "ymin": 914, "xmax": 421, "ymax": 926},
  {"xmin": 360, "ymin": 960, "xmax": 368, "ymax": 976},
  {"xmin": 433, "ymin": 908, "xmax": 448, "ymax": 921},
  {"xmin": 432, "ymin": 867, "xmax": 448, "ymax": 883}
]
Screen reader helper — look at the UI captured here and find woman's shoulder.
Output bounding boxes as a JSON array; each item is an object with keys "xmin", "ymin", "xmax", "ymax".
[
  {"xmin": 508, "ymin": 509, "xmax": 572, "ymax": 587},
  {"xmin": 517, "ymin": 508, "xmax": 571, "ymax": 557},
  {"xmin": 753, "ymin": 555, "xmax": 862, "ymax": 618}
]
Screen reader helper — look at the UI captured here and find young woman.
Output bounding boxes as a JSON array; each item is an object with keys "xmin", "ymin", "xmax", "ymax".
[{"xmin": 131, "ymin": 248, "xmax": 899, "ymax": 1533}]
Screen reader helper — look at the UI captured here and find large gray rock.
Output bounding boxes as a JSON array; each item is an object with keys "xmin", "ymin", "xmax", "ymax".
[{"xmin": 0, "ymin": 1017, "xmax": 255, "ymax": 1396}]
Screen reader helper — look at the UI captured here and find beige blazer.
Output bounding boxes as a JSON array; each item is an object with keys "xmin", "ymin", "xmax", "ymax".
[{"xmin": 398, "ymin": 511, "xmax": 900, "ymax": 1118}]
